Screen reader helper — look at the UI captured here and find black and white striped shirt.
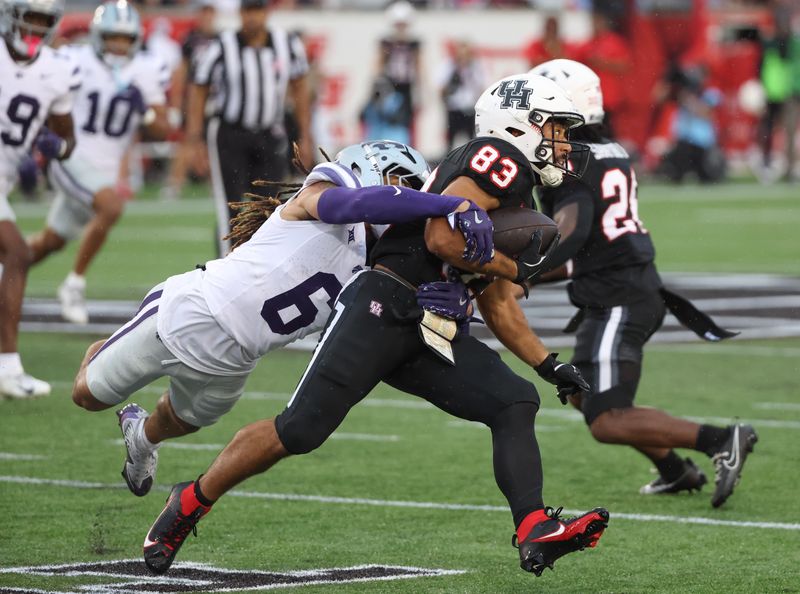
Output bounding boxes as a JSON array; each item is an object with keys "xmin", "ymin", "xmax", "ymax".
[{"xmin": 193, "ymin": 28, "xmax": 308, "ymax": 132}]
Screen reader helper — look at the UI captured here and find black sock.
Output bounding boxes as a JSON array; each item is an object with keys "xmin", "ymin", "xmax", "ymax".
[
  {"xmin": 194, "ymin": 476, "xmax": 215, "ymax": 507},
  {"xmin": 489, "ymin": 403, "xmax": 544, "ymax": 529},
  {"xmin": 695, "ymin": 425, "xmax": 731, "ymax": 457},
  {"xmin": 653, "ymin": 450, "xmax": 685, "ymax": 482}
]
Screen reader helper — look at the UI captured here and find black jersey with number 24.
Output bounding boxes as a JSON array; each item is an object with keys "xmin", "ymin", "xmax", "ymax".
[
  {"xmin": 539, "ymin": 140, "xmax": 662, "ymax": 307},
  {"xmin": 370, "ymin": 136, "xmax": 537, "ymax": 286}
]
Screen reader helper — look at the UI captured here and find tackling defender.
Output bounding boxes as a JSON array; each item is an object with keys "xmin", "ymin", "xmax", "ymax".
[
  {"xmin": 28, "ymin": 0, "xmax": 170, "ymax": 325},
  {"xmin": 0, "ymin": 0, "xmax": 79, "ymax": 399},
  {"xmin": 141, "ymin": 74, "xmax": 610, "ymax": 578},
  {"xmin": 530, "ymin": 59, "xmax": 757, "ymax": 508},
  {"xmin": 71, "ymin": 140, "xmax": 494, "ymax": 498}
]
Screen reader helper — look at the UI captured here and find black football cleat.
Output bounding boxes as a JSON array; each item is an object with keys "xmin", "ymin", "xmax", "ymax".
[
  {"xmin": 143, "ymin": 481, "xmax": 211, "ymax": 574},
  {"xmin": 512, "ymin": 506, "xmax": 609, "ymax": 576},
  {"xmin": 711, "ymin": 424, "xmax": 758, "ymax": 508},
  {"xmin": 640, "ymin": 457, "xmax": 707, "ymax": 495}
]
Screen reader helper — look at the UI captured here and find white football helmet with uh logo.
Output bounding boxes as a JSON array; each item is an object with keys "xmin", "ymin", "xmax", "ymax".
[{"xmin": 474, "ymin": 73, "xmax": 587, "ymax": 187}]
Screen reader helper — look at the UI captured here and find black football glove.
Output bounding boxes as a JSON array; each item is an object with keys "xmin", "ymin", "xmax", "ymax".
[
  {"xmin": 534, "ymin": 352, "xmax": 590, "ymax": 405},
  {"xmin": 514, "ymin": 230, "xmax": 561, "ymax": 295}
]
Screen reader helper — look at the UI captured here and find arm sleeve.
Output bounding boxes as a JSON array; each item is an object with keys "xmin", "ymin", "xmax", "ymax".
[
  {"xmin": 316, "ymin": 185, "xmax": 466, "ymax": 225},
  {"xmin": 541, "ymin": 186, "xmax": 594, "ymax": 272}
]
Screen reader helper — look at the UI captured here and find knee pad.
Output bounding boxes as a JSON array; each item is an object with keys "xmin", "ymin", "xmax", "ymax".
[
  {"xmin": 490, "ymin": 401, "xmax": 540, "ymax": 435},
  {"xmin": 274, "ymin": 408, "xmax": 334, "ymax": 455}
]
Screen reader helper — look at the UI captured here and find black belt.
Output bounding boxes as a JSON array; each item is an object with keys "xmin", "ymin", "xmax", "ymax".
[
  {"xmin": 217, "ymin": 119, "xmax": 284, "ymax": 136},
  {"xmin": 561, "ymin": 287, "xmax": 739, "ymax": 342}
]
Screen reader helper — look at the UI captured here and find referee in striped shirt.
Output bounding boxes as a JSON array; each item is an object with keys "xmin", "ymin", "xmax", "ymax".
[{"xmin": 186, "ymin": 0, "xmax": 313, "ymax": 253}]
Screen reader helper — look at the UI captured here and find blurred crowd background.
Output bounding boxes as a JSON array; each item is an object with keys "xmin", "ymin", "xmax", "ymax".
[{"xmin": 45, "ymin": 0, "xmax": 800, "ymax": 198}]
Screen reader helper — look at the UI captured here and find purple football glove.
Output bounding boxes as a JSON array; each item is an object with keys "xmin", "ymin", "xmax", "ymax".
[
  {"xmin": 17, "ymin": 155, "xmax": 39, "ymax": 194},
  {"xmin": 448, "ymin": 203, "xmax": 495, "ymax": 265},
  {"xmin": 35, "ymin": 128, "xmax": 66, "ymax": 160},
  {"xmin": 119, "ymin": 84, "xmax": 147, "ymax": 114},
  {"xmin": 416, "ymin": 281, "xmax": 471, "ymax": 321}
]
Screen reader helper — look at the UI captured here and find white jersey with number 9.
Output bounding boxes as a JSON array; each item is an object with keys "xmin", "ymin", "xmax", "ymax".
[{"xmin": 0, "ymin": 42, "xmax": 79, "ymax": 198}]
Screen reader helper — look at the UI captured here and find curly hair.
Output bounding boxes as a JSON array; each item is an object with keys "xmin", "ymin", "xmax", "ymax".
[{"xmin": 224, "ymin": 145, "xmax": 332, "ymax": 250}]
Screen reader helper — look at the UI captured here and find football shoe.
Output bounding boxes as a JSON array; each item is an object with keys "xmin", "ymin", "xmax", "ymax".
[
  {"xmin": 0, "ymin": 372, "xmax": 51, "ymax": 399},
  {"xmin": 710, "ymin": 424, "xmax": 758, "ymax": 508},
  {"xmin": 117, "ymin": 403, "xmax": 159, "ymax": 496},
  {"xmin": 144, "ymin": 481, "xmax": 211, "ymax": 574},
  {"xmin": 58, "ymin": 277, "xmax": 89, "ymax": 325},
  {"xmin": 640, "ymin": 457, "xmax": 707, "ymax": 495},
  {"xmin": 512, "ymin": 506, "xmax": 609, "ymax": 576}
]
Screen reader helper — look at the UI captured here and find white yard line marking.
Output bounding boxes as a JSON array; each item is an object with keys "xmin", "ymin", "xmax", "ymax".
[
  {"xmin": 537, "ymin": 407, "xmax": 800, "ymax": 429},
  {"xmin": 649, "ymin": 344, "xmax": 800, "ymax": 358},
  {"xmin": 49, "ymin": 382, "xmax": 800, "ymax": 429},
  {"xmin": 752, "ymin": 402, "xmax": 800, "ymax": 411},
  {"xmin": 0, "ymin": 475, "xmax": 796, "ymax": 532},
  {"xmin": 446, "ymin": 420, "xmax": 566, "ymax": 432},
  {"xmin": 684, "ymin": 416, "xmax": 800, "ymax": 429},
  {"xmin": 0, "ymin": 452, "xmax": 48, "ymax": 461},
  {"xmin": 108, "ymin": 431, "xmax": 400, "ymax": 452},
  {"xmin": 329, "ymin": 432, "xmax": 401, "ymax": 442}
]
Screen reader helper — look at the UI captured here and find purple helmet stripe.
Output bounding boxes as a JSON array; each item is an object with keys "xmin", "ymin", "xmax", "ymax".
[
  {"xmin": 331, "ymin": 163, "xmax": 361, "ymax": 188},
  {"xmin": 315, "ymin": 165, "xmax": 349, "ymax": 188}
]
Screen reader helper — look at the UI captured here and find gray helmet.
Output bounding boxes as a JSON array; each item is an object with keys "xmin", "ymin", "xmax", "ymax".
[
  {"xmin": 1, "ymin": 0, "xmax": 64, "ymax": 59},
  {"xmin": 335, "ymin": 140, "xmax": 430, "ymax": 190},
  {"xmin": 90, "ymin": 0, "xmax": 142, "ymax": 65}
]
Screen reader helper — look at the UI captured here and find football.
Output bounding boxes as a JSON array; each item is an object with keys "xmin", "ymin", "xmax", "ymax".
[{"xmin": 490, "ymin": 207, "xmax": 558, "ymax": 257}]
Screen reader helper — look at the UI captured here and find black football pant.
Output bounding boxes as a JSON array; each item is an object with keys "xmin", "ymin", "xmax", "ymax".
[
  {"xmin": 275, "ymin": 270, "xmax": 544, "ymax": 526},
  {"xmin": 571, "ymin": 292, "xmax": 666, "ymax": 424},
  {"xmin": 207, "ymin": 118, "xmax": 289, "ymax": 255}
]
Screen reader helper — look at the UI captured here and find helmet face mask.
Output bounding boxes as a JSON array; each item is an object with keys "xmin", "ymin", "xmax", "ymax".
[
  {"xmin": 90, "ymin": 1, "xmax": 142, "ymax": 68},
  {"xmin": 335, "ymin": 140, "xmax": 430, "ymax": 190},
  {"xmin": 2, "ymin": 0, "xmax": 64, "ymax": 60},
  {"xmin": 474, "ymin": 73, "xmax": 589, "ymax": 186}
]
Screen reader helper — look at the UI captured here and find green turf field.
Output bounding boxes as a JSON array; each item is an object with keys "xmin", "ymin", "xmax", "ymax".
[
  {"xmin": 11, "ymin": 180, "xmax": 800, "ymax": 302},
  {"xmin": 2, "ymin": 180, "xmax": 799, "ymax": 592},
  {"xmin": 1, "ymin": 335, "xmax": 799, "ymax": 592}
]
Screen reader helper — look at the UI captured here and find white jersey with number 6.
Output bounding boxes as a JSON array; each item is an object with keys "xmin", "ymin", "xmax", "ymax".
[
  {"xmin": 0, "ymin": 42, "xmax": 80, "ymax": 196},
  {"xmin": 156, "ymin": 163, "xmax": 367, "ymax": 376}
]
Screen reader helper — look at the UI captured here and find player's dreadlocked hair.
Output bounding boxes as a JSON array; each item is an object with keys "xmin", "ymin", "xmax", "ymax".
[{"xmin": 224, "ymin": 145, "xmax": 333, "ymax": 250}]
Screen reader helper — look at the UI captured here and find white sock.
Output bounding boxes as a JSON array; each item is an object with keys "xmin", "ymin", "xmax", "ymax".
[
  {"xmin": 0, "ymin": 353, "xmax": 23, "ymax": 377},
  {"xmin": 135, "ymin": 418, "xmax": 160, "ymax": 451},
  {"xmin": 65, "ymin": 271, "xmax": 86, "ymax": 289}
]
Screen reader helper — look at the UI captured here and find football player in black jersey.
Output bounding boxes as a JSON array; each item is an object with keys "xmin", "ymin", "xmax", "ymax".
[
  {"xmin": 141, "ymin": 74, "xmax": 611, "ymax": 578},
  {"xmin": 529, "ymin": 59, "xmax": 757, "ymax": 508}
]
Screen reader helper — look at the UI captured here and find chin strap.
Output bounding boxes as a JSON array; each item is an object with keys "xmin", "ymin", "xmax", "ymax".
[{"xmin": 533, "ymin": 163, "xmax": 565, "ymax": 187}]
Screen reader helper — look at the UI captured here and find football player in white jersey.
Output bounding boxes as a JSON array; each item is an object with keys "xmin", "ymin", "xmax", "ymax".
[
  {"xmin": 69, "ymin": 140, "xmax": 495, "ymax": 497},
  {"xmin": 0, "ymin": 0, "xmax": 79, "ymax": 399},
  {"xmin": 28, "ymin": 0, "xmax": 170, "ymax": 325}
]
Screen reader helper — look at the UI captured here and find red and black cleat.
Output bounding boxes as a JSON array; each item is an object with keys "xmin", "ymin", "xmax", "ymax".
[
  {"xmin": 143, "ymin": 481, "xmax": 211, "ymax": 574},
  {"xmin": 512, "ymin": 506, "xmax": 609, "ymax": 576}
]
